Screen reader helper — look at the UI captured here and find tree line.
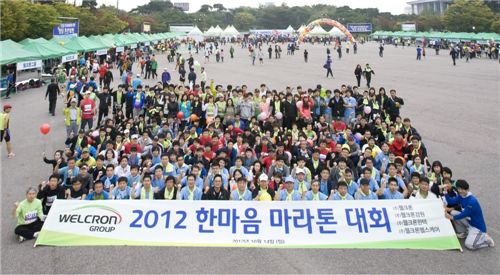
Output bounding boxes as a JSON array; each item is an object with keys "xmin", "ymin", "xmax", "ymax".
[{"xmin": 1, "ymin": 0, "xmax": 498, "ymax": 42}]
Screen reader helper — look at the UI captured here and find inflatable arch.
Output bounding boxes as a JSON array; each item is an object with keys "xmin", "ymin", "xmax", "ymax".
[{"xmin": 299, "ymin": 18, "xmax": 355, "ymax": 42}]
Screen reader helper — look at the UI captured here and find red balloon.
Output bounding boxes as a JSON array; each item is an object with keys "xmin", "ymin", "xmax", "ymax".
[
  {"xmin": 40, "ymin": 123, "xmax": 50, "ymax": 135},
  {"xmin": 177, "ymin": 111, "xmax": 184, "ymax": 120}
]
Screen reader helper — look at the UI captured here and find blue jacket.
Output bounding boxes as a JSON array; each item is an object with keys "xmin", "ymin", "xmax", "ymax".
[
  {"xmin": 446, "ymin": 192, "xmax": 487, "ymax": 232},
  {"xmin": 162, "ymin": 71, "xmax": 171, "ymax": 83},
  {"xmin": 132, "ymin": 92, "xmax": 146, "ymax": 109}
]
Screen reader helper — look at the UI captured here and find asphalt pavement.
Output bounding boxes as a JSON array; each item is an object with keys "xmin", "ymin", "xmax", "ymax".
[{"xmin": 1, "ymin": 41, "xmax": 499, "ymax": 274}]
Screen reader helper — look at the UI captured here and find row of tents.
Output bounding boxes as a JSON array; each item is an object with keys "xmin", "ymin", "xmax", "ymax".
[
  {"xmin": 1, "ymin": 32, "xmax": 183, "ymax": 66},
  {"xmin": 187, "ymin": 25, "xmax": 240, "ymax": 37},
  {"xmin": 370, "ymin": 31, "xmax": 500, "ymax": 42}
]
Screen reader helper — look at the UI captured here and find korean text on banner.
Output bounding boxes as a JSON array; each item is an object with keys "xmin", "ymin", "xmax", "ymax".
[
  {"xmin": 35, "ymin": 200, "xmax": 461, "ymax": 250},
  {"xmin": 62, "ymin": 54, "xmax": 77, "ymax": 63},
  {"xmin": 17, "ymin": 60, "xmax": 42, "ymax": 71}
]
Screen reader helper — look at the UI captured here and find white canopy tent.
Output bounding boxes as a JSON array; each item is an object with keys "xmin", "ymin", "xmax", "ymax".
[
  {"xmin": 297, "ymin": 25, "xmax": 306, "ymax": 33},
  {"xmin": 222, "ymin": 25, "xmax": 240, "ymax": 36},
  {"xmin": 188, "ymin": 25, "xmax": 204, "ymax": 41},
  {"xmin": 286, "ymin": 25, "xmax": 295, "ymax": 32},
  {"xmin": 307, "ymin": 25, "xmax": 329, "ymax": 36},
  {"xmin": 230, "ymin": 25, "xmax": 240, "ymax": 35},
  {"xmin": 329, "ymin": 27, "xmax": 346, "ymax": 37}
]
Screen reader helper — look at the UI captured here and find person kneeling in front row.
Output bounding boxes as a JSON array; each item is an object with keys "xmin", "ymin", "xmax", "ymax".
[{"xmin": 444, "ymin": 180, "xmax": 494, "ymax": 250}]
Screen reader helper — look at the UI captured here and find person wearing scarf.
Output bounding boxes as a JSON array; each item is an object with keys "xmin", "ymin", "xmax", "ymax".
[
  {"xmin": 331, "ymin": 181, "xmax": 354, "ymax": 200},
  {"xmin": 230, "ymin": 178, "xmax": 253, "ymax": 201},
  {"xmin": 132, "ymin": 175, "xmax": 154, "ymax": 200},
  {"xmin": 304, "ymin": 181, "xmax": 328, "ymax": 200},
  {"xmin": 155, "ymin": 176, "xmax": 178, "ymax": 200},
  {"xmin": 277, "ymin": 176, "xmax": 302, "ymax": 201}
]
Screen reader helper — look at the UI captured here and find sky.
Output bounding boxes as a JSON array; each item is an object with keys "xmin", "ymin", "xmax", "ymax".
[{"xmin": 92, "ymin": 0, "xmax": 410, "ymax": 15}]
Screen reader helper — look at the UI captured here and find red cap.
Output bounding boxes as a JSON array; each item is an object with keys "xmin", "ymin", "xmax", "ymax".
[{"xmin": 3, "ymin": 104, "xmax": 12, "ymax": 111}]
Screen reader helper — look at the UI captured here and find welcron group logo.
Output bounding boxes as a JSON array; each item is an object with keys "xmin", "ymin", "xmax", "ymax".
[{"xmin": 58, "ymin": 205, "xmax": 123, "ymax": 233}]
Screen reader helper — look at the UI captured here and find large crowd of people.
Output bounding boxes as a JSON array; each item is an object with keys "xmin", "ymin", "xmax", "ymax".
[{"xmin": 8, "ymin": 38, "xmax": 494, "ymax": 250}]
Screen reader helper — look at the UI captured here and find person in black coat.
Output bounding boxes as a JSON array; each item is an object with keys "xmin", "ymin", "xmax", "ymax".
[
  {"xmin": 45, "ymin": 78, "xmax": 60, "ymax": 116},
  {"xmin": 388, "ymin": 89, "xmax": 404, "ymax": 122},
  {"xmin": 111, "ymin": 85, "xmax": 126, "ymax": 115},
  {"xmin": 354, "ymin": 64, "xmax": 363, "ymax": 87},
  {"xmin": 202, "ymin": 175, "xmax": 229, "ymax": 200},
  {"xmin": 328, "ymin": 89, "xmax": 345, "ymax": 120},
  {"xmin": 96, "ymin": 87, "xmax": 112, "ymax": 126},
  {"xmin": 282, "ymin": 93, "xmax": 297, "ymax": 130},
  {"xmin": 306, "ymin": 149, "xmax": 326, "ymax": 179}
]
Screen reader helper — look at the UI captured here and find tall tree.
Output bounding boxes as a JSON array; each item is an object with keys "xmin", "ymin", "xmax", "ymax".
[
  {"xmin": 233, "ymin": 12, "xmax": 256, "ymax": 30},
  {"xmin": 443, "ymin": 0, "xmax": 495, "ymax": 32},
  {"xmin": 213, "ymin": 3, "xmax": 226, "ymax": 12}
]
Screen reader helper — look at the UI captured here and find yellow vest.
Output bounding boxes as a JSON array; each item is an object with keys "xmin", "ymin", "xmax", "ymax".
[
  {"xmin": 63, "ymin": 107, "xmax": 81, "ymax": 126},
  {"xmin": 0, "ymin": 113, "xmax": 5, "ymax": 130}
]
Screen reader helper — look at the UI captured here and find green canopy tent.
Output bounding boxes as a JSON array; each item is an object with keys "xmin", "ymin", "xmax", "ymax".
[
  {"xmin": 89, "ymin": 35, "xmax": 115, "ymax": 48},
  {"xmin": 21, "ymin": 41, "xmax": 67, "ymax": 59},
  {"xmin": 62, "ymin": 36, "xmax": 107, "ymax": 52},
  {"xmin": 0, "ymin": 40, "xmax": 40, "ymax": 65}
]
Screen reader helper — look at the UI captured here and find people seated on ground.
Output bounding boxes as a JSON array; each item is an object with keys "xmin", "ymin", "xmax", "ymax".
[{"xmin": 26, "ymin": 76, "xmax": 492, "ymax": 249}]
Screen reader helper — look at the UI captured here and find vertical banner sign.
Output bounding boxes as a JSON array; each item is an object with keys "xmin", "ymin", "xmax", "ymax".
[
  {"xmin": 347, "ymin": 23, "xmax": 373, "ymax": 33},
  {"xmin": 53, "ymin": 22, "xmax": 79, "ymax": 39},
  {"xmin": 35, "ymin": 200, "xmax": 461, "ymax": 250},
  {"xmin": 17, "ymin": 60, "xmax": 42, "ymax": 71}
]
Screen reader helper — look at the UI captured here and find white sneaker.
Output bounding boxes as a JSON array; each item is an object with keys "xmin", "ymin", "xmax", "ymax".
[
  {"xmin": 33, "ymin": 232, "xmax": 40, "ymax": 239},
  {"xmin": 456, "ymin": 232, "xmax": 467, "ymax": 239},
  {"xmin": 18, "ymin": 236, "xmax": 25, "ymax": 243},
  {"xmin": 485, "ymin": 234, "xmax": 495, "ymax": 247}
]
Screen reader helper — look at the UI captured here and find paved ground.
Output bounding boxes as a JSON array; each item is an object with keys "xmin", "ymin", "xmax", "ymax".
[{"xmin": 1, "ymin": 42, "xmax": 499, "ymax": 274}]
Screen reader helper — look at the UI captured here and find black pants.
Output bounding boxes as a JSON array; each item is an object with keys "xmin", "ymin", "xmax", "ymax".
[
  {"xmin": 152, "ymin": 69, "xmax": 157, "ymax": 79},
  {"xmin": 356, "ymin": 76, "xmax": 361, "ymax": 87},
  {"xmin": 366, "ymin": 76, "xmax": 372, "ymax": 87},
  {"xmin": 283, "ymin": 116, "xmax": 295, "ymax": 131},
  {"xmin": 145, "ymin": 70, "xmax": 151, "ymax": 79},
  {"xmin": 326, "ymin": 68, "xmax": 333, "ymax": 78},
  {"xmin": 49, "ymin": 98, "xmax": 57, "ymax": 115},
  {"xmin": 126, "ymin": 105, "xmax": 133, "ymax": 119},
  {"xmin": 97, "ymin": 108, "xmax": 108, "ymax": 126},
  {"xmin": 15, "ymin": 219, "xmax": 43, "ymax": 240},
  {"xmin": 6, "ymin": 85, "xmax": 14, "ymax": 98}
]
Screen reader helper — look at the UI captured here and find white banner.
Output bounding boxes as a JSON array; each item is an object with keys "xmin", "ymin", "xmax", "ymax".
[
  {"xmin": 17, "ymin": 60, "xmax": 42, "ymax": 71},
  {"xmin": 96, "ymin": 49, "xmax": 108, "ymax": 56},
  {"xmin": 35, "ymin": 199, "xmax": 461, "ymax": 249},
  {"xmin": 144, "ymin": 41, "xmax": 150, "ymax": 46},
  {"xmin": 115, "ymin": 47, "xmax": 125, "ymax": 53},
  {"xmin": 61, "ymin": 54, "xmax": 78, "ymax": 63},
  {"xmin": 402, "ymin": 23, "xmax": 416, "ymax": 32}
]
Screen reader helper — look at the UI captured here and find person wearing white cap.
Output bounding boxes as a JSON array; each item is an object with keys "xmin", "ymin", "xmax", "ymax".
[
  {"xmin": 252, "ymin": 173, "xmax": 276, "ymax": 201},
  {"xmin": 277, "ymin": 176, "xmax": 301, "ymax": 201},
  {"xmin": 304, "ymin": 180, "xmax": 328, "ymax": 201},
  {"xmin": 294, "ymin": 168, "xmax": 310, "ymax": 196},
  {"xmin": 63, "ymin": 98, "xmax": 81, "ymax": 138}
]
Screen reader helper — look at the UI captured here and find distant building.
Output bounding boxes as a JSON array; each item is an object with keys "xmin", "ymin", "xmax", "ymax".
[
  {"xmin": 173, "ymin": 2, "xmax": 189, "ymax": 12},
  {"xmin": 407, "ymin": 0, "xmax": 500, "ymax": 15}
]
